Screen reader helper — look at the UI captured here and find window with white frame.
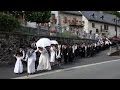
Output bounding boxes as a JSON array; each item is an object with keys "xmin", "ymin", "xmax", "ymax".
[
  {"xmin": 96, "ymin": 29, "xmax": 99, "ymax": 33},
  {"xmin": 90, "ymin": 30, "xmax": 92, "ymax": 34},
  {"xmin": 100, "ymin": 25, "xmax": 102, "ymax": 32},
  {"xmin": 92, "ymin": 23, "xmax": 95, "ymax": 28},
  {"xmin": 104, "ymin": 24, "xmax": 109, "ymax": 30}
]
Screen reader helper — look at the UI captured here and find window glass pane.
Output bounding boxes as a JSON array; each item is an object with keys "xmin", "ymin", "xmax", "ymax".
[{"xmin": 92, "ymin": 23, "xmax": 95, "ymax": 27}]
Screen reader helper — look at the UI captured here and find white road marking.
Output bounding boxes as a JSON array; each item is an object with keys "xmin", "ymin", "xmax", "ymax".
[{"xmin": 12, "ymin": 59, "xmax": 120, "ymax": 79}]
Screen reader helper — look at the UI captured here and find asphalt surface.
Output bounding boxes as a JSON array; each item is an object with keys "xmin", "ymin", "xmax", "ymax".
[
  {"xmin": 0, "ymin": 49, "xmax": 120, "ymax": 79},
  {"xmin": 29, "ymin": 59, "xmax": 120, "ymax": 79}
]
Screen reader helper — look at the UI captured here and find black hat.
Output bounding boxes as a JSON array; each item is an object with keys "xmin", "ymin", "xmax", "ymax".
[{"xmin": 27, "ymin": 45, "xmax": 32, "ymax": 48}]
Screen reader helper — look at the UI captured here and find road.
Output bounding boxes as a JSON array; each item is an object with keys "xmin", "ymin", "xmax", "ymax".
[
  {"xmin": 11, "ymin": 49, "xmax": 120, "ymax": 79},
  {"xmin": 22, "ymin": 59, "xmax": 120, "ymax": 79},
  {"xmin": 0, "ymin": 49, "xmax": 120, "ymax": 79}
]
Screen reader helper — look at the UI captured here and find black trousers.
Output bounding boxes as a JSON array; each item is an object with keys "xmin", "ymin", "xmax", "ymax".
[
  {"xmin": 22, "ymin": 61, "xmax": 27, "ymax": 68},
  {"xmin": 64, "ymin": 55, "xmax": 68, "ymax": 63},
  {"xmin": 87, "ymin": 51, "xmax": 90, "ymax": 57},
  {"xmin": 82, "ymin": 52, "xmax": 85, "ymax": 57},
  {"xmin": 91, "ymin": 50, "xmax": 95, "ymax": 56},
  {"xmin": 35, "ymin": 60, "xmax": 39, "ymax": 69},
  {"xmin": 68, "ymin": 54, "xmax": 74, "ymax": 62}
]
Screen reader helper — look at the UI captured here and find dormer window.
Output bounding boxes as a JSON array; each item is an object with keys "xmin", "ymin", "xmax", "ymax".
[
  {"xmin": 100, "ymin": 16, "xmax": 104, "ymax": 20},
  {"xmin": 113, "ymin": 18, "xmax": 116, "ymax": 22},
  {"xmin": 91, "ymin": 13, "xmax": 95, "ymax": 18},
  {"xmin": 92, "ymin": 13, "xmax": 95, "ymax": 16}
]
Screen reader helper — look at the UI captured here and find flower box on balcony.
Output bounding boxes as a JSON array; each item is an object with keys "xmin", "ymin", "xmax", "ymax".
[
  {"xmin": 50, "ymin": 29, "xmax": 57, "ymax": 33},
  {"xmin": 69, "ymin": 22, "xmax": 84, "ymax": 27}
]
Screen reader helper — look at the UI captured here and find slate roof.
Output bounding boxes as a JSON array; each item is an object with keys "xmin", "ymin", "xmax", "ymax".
[
  {"xmin": 81, "ymin": 11, "xmax": 120, "ymax": 26},
  {"xmin": 60, "ymin": 11, "xmax": 82, "ymax": 16}
]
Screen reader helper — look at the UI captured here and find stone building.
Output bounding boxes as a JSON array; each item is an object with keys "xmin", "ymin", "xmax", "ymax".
[
  {"xmin": 51, "ymin": 11, "xmax": 84, "ymax": 37},
  {"xmin": 81, "ymin": 11, "xmax": 120, "ymax": 39}
]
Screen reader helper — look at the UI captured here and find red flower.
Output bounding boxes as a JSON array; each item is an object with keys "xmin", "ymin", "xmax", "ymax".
[
  {"xmin": 63, "ymin": 17, "xmax": 68, "ymax": 23},
  {"xmin": 54, "ymin": 19, "xmax": 57, "ymax": 24},
  {"xmin": 72, "ymin": 20, "xmax": 74, "ymax": 23},
  {"xmin": 68, "ymin": 20, "xmax": 71, "ymax": 23},
  {"xmin": 50, "ymin": 29, "xmax": 57, "ymax": 33}
]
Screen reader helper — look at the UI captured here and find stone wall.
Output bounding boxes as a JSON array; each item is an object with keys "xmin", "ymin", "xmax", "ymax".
[
  {"xmin": 0, "ymin": 27, "xmax": 50, "ymax": 66},
  {"xmin": 0, "ymin": 27, "xmax": 95, "ymax": 66}
]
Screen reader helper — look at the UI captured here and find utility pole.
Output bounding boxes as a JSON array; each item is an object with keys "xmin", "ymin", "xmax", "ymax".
[
  {"xmin": 115, "ymin": 16, "xmax": 118, "ymax": 38},
  {"xmin": 115, "ymin": 16, "xmax": 119, "ymax": 50}
]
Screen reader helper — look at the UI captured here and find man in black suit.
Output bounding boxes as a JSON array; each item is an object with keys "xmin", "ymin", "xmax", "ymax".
[
  {"xmin": 78, "ymin": 45, "xmax": 82, "ymax": 57},
  {"xmin": 35, "ymin": 51, "xmax": 40, "ymax": 69},
  {"xmin": 91, "ymin": 44, "xmax": 95, "ymax": 57},
  {"xmin": 68, "ymin": 45, "xmax": 74, "ymax": 62},
  {"xmin": 19, "ymin": 47, "xmax": 27, "ymax": 67},
  {"xmin": 81, "ymin": 44, "xmax": 85, "ymax": 58},
  {"xmin": 62, "ymin": 45, "xmax": 68, "ymax": 64},
  {"xmin": 86, "ymin": 44, "xmax": 90, "ymax": 57}
]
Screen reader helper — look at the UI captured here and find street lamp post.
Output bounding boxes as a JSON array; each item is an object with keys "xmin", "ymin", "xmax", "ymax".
[
  {"xmin": 114, "ymin": 16, "xmax": 119, "ymax": 50},
  {"xmin": 57, "ymin": 14, "xmax": 63, "ymax": 44}
]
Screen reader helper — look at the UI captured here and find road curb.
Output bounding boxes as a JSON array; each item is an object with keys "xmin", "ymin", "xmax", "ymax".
[{"xmin": 12, "ymin": 58, "xmax": 120, "ymax": 79}]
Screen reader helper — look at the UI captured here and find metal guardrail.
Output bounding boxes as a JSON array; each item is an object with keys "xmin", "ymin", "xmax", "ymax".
[
  {"xmin": 0, "ymin": 26, "xmax": 97, "ymax": 44},
  {"xmin": 16, "ymin": 27, "xmax": 50, "ymax": 36}
]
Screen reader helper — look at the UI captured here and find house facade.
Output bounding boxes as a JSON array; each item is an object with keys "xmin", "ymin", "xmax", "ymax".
[
  {"xmin": 81, "ymin": 11, "xmax": 120, "ymax": 39},
  {"xmin": 51, "ymin": 11, "xmax": 84, "ymax": 37}
]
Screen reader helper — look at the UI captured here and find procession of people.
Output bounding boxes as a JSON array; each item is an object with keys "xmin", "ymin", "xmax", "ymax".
[{"xmin": 13, "ymin": 37, "xmax": 112, "ymax": 74}]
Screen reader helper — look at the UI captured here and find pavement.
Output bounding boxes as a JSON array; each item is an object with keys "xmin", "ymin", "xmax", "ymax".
[{"xmin": 0, "ymin": 49, "xmax": 120, "ymax": 79}]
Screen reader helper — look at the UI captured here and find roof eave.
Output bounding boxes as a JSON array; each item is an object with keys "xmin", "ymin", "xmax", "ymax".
[
  {"xmin": 88, "ymin": 19, "xmax": 120, "ymax": 27},
  {"xmin": 60, "ymin": 11, "xmax": 82, "ymax": 16}
]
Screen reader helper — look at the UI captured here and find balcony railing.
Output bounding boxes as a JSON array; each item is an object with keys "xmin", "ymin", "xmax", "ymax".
[
  {"xmin": 14, "ymin": 26, "xmax": 50, "ymax": 36},
  {"xmin": 69, "ymin": 21, "xmax": 84, "ymax": 27}
]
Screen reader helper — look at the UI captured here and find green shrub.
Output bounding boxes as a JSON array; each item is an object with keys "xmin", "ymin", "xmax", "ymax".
[{"xmin": 0, "ymin": 13, "xmax": 20, "ymax": 32}]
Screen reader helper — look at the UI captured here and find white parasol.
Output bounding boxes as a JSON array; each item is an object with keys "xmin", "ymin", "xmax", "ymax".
[
  {"xmin": 51, "ymin": 40, "xmax": 58, "ymax": 45},
  {"xmin": 36, "ymin": 38, "xmax": 51, "ymax": 48}
]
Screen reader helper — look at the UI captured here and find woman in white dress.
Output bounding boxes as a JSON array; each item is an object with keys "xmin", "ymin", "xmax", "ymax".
[
  {"xmin": 14, "ymin": 51, "xmax": 24, "ymax": 74},
  {"xmin": 25, "ymin": 46, "xmax": 36, "ymax": 74},
  {"xmin": 50, "ymin": 45, "xmax": 56, "ymax": 66},
  {"xmin": 37, "ymin": 47, "xmax": 51, "ymax": 71},
  {"xmin": 56, "ymin": 44, "xmax": 62, "ymax": 66}
]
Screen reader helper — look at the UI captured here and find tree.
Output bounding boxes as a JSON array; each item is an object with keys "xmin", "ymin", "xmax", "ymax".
[
  {"xmin": 2, "ymin": 11, "xmax": 25, "ymax": 24},
  {"xmin": 61, "ymin": 31, "xmax": 79, "ymax": 38},
  {"xmin": 2, "ymin": 11, "xmax": 51, "ymax": 25},
  {"xmin": 0, "ymin": 13, "xmax": 21, "ymax": 32},
  {"xmin": 3, "ymin": 11, "xmax": 24, "ymax": 18},
  {"xmin": 24, "ymin": 11, "xmax": 51, "ymax": 24},
  {"xmin": 104, "ymin": 11, "xmax": 120, "ymax": 18}
]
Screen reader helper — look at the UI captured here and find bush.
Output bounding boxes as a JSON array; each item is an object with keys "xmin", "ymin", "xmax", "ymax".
[
  {"xmin": 61, "ymin": 31, "xmax": 80, "ymax": 39},
  {"xmin": 0, "ymin": 13, "xmax": 21, "ymax": 32},
  {"xmin": 24, "ymin": 11, "xmax": 51, "ymax": 23}
]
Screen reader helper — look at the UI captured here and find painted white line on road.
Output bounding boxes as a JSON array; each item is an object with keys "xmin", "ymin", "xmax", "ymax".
[
  {"xmin": 12, "ymin": 59, "xmax": 120, "ymax": 79},
  {"xmin": 12, "ymin": 69, "xmax": 63, "ymax": 79}
]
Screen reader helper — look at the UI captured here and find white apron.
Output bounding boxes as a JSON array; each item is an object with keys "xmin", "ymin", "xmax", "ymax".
[
  {"xmin": 50, "ymin": 47, "xmax": 56, "ymax": 62},
  {"xmin": 14, "ymin": 57, "xmax": 23, "ymax": 74},
  {"xmin": 72, "ymin": 45, "xmax": 75, "ymax": 54},
  {"xmin": 56, "ymin": 49, "xmax": 61, "ymax": 59},
  {"xmin": 26, "ymin": 51, "xmax": 36, "ymax": 74},
  {"xmin": 37, "ymin": 48, "xmax": 51, "ymax": 71}
]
